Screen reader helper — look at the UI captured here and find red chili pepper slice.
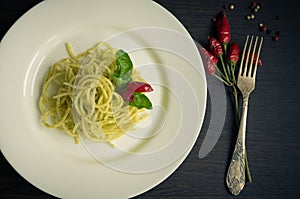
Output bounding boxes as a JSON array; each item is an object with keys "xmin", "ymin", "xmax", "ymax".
[{"xmin": 127, "ymin": 81, "xmax": 153, "ymax": 92}]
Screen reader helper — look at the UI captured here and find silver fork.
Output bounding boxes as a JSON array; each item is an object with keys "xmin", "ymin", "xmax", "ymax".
[{"xmin": 226, "ymin": 35, "xmax": 263, "ymax": 195}]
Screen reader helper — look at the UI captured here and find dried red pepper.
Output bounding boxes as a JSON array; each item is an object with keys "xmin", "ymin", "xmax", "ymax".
[
  {"xmin": 208, "ymin": 36, "xmax": 223, "ymax": 57},
  {"xmin": 200, "ymin": 47, "xmax": 217, "ymax": 75},
  {"xmin": 216, "ymin": 11, "xmax": 231, "ymax": 51},
  {"xmin": 207, "ymin": 51, "xmax": 219, "ymax": 65},
  {"xmin": 226, "ymin": 42, "xmax": 239, "ymax": 66},
  {"xmin": 207, "ymin": 63, "xmax": 216, "ymax": 75}
]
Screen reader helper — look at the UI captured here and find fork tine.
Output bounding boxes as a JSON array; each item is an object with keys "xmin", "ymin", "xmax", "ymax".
[
  {"xmin": 252, "ymin": 37, "xmax": 264, "ymax": 78},
  {"xmin": 238, "ymin": 35, "xmax": 249, "ymax": 77},
  {"xmin": 239, "ymin": 35, "xmax": 264, "ymax": 78},
  {"xmin": 248, "ymin": 36, "xmax": 259, "ymax": 77},
  {"xmin": 244, "ymin": 35, "xmax": 254, "ymax": 76}
]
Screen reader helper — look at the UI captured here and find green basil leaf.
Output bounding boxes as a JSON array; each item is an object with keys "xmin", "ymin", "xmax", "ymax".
[
  {"xmin": 115, "ymin": 49, "xmax": 133, "ymax": 77},
  {"xmin": 112, "ymin": 49, "xmax": 133, "ymax": 90},
  {"xmin": 129, "ymin": 92, "xmax": 152, "ymax": 110}
]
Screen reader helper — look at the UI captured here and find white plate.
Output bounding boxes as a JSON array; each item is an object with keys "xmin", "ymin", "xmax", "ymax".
[{"xmin": 0, "ymin": 0, "xmax": 207, "ymax": 198}]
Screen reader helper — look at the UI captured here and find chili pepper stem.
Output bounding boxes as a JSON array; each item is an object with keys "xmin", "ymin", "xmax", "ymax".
[
  {"xmin": 232, "ymin": 65, "xmax": 237, "ymax": 82},
  {"xmin": 245, "ymin": 148, "xmax": 252, "ymax": 182},
  {"xmin": 223, "ymin": 43, "xmax": 228, "ymax": 55},
  {"xmin": 213, "ymin": 73, "xmax": 230, "ymax": 86},
  {"xmin": 214, "ymin": 64, "xmax": 227, "ymax": 80},
  {"xmin": 230, "ymin": 63, "xmax": 236, "ymax": 83},
  {"xmin": 231, "ymin": 85, "xmax": 240, "ymax": 127},
  {"xmin": 226, "ymin": 63, "xmax": 234, "ymax": 82},
  {"xmin": 219, "ymin": 55, "xmax": 229, "ymax": 81}
]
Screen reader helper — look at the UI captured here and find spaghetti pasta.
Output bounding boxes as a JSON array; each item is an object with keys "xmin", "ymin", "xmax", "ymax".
[{"xmin": 39, "ymin": 42, "xmax": 150, "ymax": 145}]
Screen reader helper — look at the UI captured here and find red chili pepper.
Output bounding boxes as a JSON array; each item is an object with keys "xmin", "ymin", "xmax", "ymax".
[
  {"xmin": 207, "ymin": 60, "xmax": 216, "ymax": 75},
  {"xmin": 119, "ymin": 81, "xmax": 153, "ymax": 102},
  {"xmin": 207, "ymin": 51, "xmax": 218, "ymax": 65},
  {"xmin": 208, "ymin": 36, "xmax": 223, "ymax": 57},
  {"xmin": 243, "ymin": 52, "xmax": 263, "ymax": 66},
  {"xmin": 200, "ymin": 47, "xmax": 217, "ymax": 75},
  {"xmin": 119, "ymin": 89, "xmax": 134, "ymax": 102},
  {"xmin": 216, "ymin": 11, "xmax": 231, "ymax": 50},
  {"xmin": 226, "ymin": 42, "xmax": 239, "ymax": 65},
  {"xmin": 127, "ymin": 81, "xmax": 153, "ymax": 92}
]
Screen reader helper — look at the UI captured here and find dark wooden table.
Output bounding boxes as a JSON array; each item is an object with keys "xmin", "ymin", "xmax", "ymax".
[{"xmin": 1, "ymin": 0, "xmax": 300, "ymax": 198}]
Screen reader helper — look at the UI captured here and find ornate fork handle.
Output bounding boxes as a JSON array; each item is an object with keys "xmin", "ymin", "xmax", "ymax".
[{"xmin": 226, "ymin": 93, "xmax": 249, "ymax": 195}]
